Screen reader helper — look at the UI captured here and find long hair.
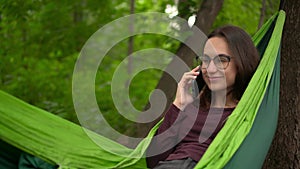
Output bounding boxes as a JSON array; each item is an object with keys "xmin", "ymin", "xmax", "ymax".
[{"xmin": 198, "ymin": 25, "xmax": 260, "ymax": 109}]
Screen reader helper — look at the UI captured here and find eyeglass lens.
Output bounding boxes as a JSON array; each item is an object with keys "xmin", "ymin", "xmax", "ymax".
[{"xmin": 200, "ymin": 54, "xmax": 231, "ymax": 69}]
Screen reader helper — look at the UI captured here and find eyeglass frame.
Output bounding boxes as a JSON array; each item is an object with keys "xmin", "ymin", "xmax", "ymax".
[{"xmin": 198, "ymin": 54, "xmax": 233, "ymax": 70}]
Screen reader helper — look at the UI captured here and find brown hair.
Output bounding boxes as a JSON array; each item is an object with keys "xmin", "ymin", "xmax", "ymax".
[{"xmin": 199, "ymin": 25, "xmax": 260, "ymax": 108}]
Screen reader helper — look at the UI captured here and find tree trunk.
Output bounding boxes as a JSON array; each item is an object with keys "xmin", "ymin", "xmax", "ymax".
[
  {"xmin": 0, "ymin": 13, "xmax": 2, "ymax": 31},
  {"xmin": 258, "ymin": 0, "xmax": 266, "ymax": 30},
  {"xmin": 73, "ymin": 1, "xmax": 85, "ymax": 23},
  {"xmin": 262, "ymin": 0, "xmax": 300, "ymax": 168},
  {"xmin": 193, "ymin": 0, "xmax": 224, "ymax": 35},
  {"xmin": 137, "ymin": 0, "xmax": 224, "ymax": 137},
  {"xmin": 126, "ymin": 0, "xmax": 135, "ymax": 88}
]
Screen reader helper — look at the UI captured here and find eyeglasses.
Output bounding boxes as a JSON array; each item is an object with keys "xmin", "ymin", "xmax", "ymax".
[{"xmin": 199, "ymin": 54, "xmax": 232, "ymax": 70}]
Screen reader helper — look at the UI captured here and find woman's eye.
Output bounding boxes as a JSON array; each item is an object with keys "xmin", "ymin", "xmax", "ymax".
[
  {"xmin": 219, "ymin": 58, "xmax": 227, "ymax": 62},
  {"xmin": 202, "ymin": 55, "xmax": 210, "ymax": 61},
  {"xmin": 202, "ymin": 58, "xmax": 210, "ymax": 63},
  {"xmin": 218, "ymin": 56, "xmax": 229, "ymax": 62}
]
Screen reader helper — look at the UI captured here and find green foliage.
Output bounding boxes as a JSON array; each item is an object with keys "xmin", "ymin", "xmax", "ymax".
[
  {"xmin": 136, "ymin": 0, "xmax": 174, "ymax": 12},
  {"xmin": 0, "ymin": 0, "xmax": 279, "ymax": 135},
  {"xmin": 0, "ymin": 0, "xmax": 126, "ymax": 123},
  {"xmin": 177, "ymin": 0, "xmax": 201, "ymax": 19},
  {"xmin": 212, "ymin": 0, "xmax": 279, "ymax": 35}
]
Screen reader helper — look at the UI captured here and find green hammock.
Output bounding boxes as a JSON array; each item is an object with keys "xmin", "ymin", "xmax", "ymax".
[{"xmin": 0, "ymin": 10, "xmax": 285, "ymax": 169}]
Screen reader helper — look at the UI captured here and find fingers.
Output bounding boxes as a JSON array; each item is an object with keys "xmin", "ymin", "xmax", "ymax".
[
  {"xmin": 188, "ymin": 66, "xmax": 200, "ymax": 78},
  {"xmin": 179, "ymin": 73, "xmax": 196, "ymax": 86},
  {"xmin": 183, "ymin": 73, "xmax": 197, "ymax": 83},
  {"xmin": 174, "ymin": 67, "xmax": 200, "ymax": 110},
  {"xmin": 178, "ymin": 67, "xmax": 200, "ymax": 87},
  {"xmin": 191, "ymin": 65, "xmax": 200, "ymax": 72},
  {"xmin": 183, "ymin": 69, "xmax": 200, "ymax": 80}
]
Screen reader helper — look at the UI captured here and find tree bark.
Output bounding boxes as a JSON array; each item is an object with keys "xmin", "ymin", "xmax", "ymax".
[
  {"xmin": 262, "ymin": 0, "xmax": 300, "ymax": 168},
  {"xmin": 193, "ymin": 0, "xmax": 224, "ymax": 35},
  {"xmin": 0, "ymin": 13, "xmax": 2, "ymax": 31},
  {"xmin": 127, "ymin": 0, "xmax": 135, "ymax": 88},
  {"xmin": 73, "ymin": 1, "xmax": 85, "ymax": 23},
  {"xmin": 137, "ymin": 0, "xmax": 224, "ymax": 137},
  {"xmin": 258, "ymin": 0, "xmax": 267, "ymax": 30}
]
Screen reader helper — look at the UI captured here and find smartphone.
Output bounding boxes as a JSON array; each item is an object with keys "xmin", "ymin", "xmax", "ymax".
[{"xmin": 192, "ymin": 69, "xmax": 205, "ymax": 98}]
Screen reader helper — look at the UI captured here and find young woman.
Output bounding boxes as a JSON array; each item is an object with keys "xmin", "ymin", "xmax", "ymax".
[{"xmin": 146, "ymin": 25, "xmax": 260, "ymax": 169}]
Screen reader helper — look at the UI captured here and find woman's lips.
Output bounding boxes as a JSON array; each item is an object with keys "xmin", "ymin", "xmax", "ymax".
[{"xmin": 207, "ymin": 76, "xmax": 223, "ymax": 82}]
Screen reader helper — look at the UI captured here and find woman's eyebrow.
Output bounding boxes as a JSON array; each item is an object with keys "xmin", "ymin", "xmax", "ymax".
[{"xmin": 204, "ymin": 53, "xmax": 229, "ymax": 56}]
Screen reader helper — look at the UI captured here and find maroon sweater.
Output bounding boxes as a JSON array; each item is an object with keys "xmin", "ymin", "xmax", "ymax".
[{"xmin": 146, "ymin": 104, "xmax": 234, "ymax": 168}]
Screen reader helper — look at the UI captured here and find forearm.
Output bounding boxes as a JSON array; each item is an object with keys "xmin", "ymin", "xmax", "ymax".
[{"xmin": 146, "ymin": 104, "xmax": 180, "ymax": 168}]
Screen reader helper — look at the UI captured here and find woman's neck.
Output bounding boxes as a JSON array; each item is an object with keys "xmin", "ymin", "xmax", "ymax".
[{"xmin": 210, "ymin": 90, "xmax": 237, "ymax": 108}]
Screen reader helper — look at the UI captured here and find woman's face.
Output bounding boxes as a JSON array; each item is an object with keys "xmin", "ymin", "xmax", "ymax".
[{"xmin": 201, "ymin": 37, "xmax": 238, "ymax": 92}]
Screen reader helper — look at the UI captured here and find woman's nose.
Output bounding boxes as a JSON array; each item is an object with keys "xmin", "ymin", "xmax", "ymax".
[{"xmin": 206, "ymin": 61, "xmax": 218, "ymax": 73}]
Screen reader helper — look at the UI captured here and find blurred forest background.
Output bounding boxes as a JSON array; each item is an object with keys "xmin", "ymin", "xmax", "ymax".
[{"xmin": 0, "ymin": 0, "xmax": 279, "ymax": 136}]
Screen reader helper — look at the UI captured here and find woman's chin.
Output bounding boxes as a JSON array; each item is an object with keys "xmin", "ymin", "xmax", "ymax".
[{"xmin": 207, "ymin": 85, "xmax": 227, "ymax": 92}]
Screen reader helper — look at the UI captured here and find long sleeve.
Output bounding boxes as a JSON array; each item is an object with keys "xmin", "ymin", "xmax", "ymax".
[{"xmin": 146, "ymin": 104, "xmax": 181, "ymax": 168}]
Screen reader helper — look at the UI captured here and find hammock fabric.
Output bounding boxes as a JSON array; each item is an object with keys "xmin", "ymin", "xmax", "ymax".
[{"xmin": 0, "ymin": 10, "xmax": 285, "ymax": 169}]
